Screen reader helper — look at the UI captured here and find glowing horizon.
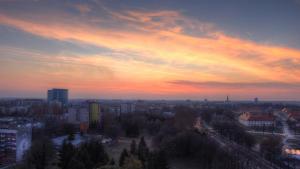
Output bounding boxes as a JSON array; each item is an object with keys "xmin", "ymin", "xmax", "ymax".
[{"xmin": 1, "ymin": 0, "xmax": 300, "ymax": 100}]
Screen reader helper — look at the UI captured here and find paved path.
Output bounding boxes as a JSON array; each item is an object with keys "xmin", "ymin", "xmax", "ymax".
[{"xmin": 276, "ymin": 111, "xmax": 295, "ymax": 145}]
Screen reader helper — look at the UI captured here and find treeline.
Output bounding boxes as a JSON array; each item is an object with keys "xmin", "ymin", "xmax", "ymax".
[
  {"xmin": 32, "ymin": 120, "xmax": 77, "ymax": 140},
  {"xmin": 200, "ymin": 107, "xmax": 287, "ymax": 168},
  {"xmin": 15, "ymin": 137, "xmax": 55, "ymax": 169},
  {"xmin": 150, "ymin": 106, "xmax": 246, "ymax": 169},
  {"xmin": 102, "ymin": 105, "xmax": 198, "ymax": 139},
  {"xmin": 16, "ymin": 136, "xmax": 167, "ymax": 169},
  {"xmin": 101, "ymin": 111, "xmax": 165, "ymax": 139},
  {"xmin": 200, "ymin": 108, "xmax": 256, "ymax": 148},
  {"xmin": 58, "ymin": 140, "xmax": 109, "ymax": 169},
  {"xmin": 154, "ymin": 129, "xmax": 242, "ymax": 169},
  {"xmin": 212, "ymin": 121, "xmax": 256, "ymax": 148},
  {"xmin": 260, "ymin": 136, "xmax": 284, "ymax": 167},
  {"xmin": 15, "ymin": 138, "xmax": 109, "ymax": 169}
]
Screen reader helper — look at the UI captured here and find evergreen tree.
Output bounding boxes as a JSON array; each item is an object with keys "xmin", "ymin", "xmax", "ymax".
[
  {"xmin": 146, "ymin": 152, "xmax": 155, "ymax": 169},
  {"xmin": 83, "ymin": 140, "xmax": 109, "ymax": 166},
  {"xmin": 109, "ymin": 158, "xmax": 115, "ymax": 165},
  {"xmin": 138, "ymin": 136, "xmax": 149, "ymax": 166},
  {"xmin": 123, "ymin": 157, "xmax": 143, "ymax": 169},
  {"xmin": 67, "ymin": 157, "xmax": 86, "ymax": 169},
  {"xmin": 73, "ymin": 148, "xmax": 93, "ymax": 169},
  {"xmin": 58, "ymin": 140, "xmax": 75, "ymax": 169},
  {"xmin": 119, "ymin": 149, "xmax": 129, "ymax": 167},
  {"xmin": 98, "ymin": 166, "xmax": 120, "ymax": 169},
  {"xmin": 21, "ymin": 137, "xmax": 55, "ymax": 169},
  {"xmin": 68, "ymin": 132, "xmax": 75, "ymax": 141},
  {"xmin": 130, "ymin": 140, "xmax": 137, "ymax": 155},
  {"xmin": 147, "ymin": 151, "xmax": 169, "ymax": 169},
  {"xmin": 155, "ymin": 150, "xmax": 169, "ymax": 169}
]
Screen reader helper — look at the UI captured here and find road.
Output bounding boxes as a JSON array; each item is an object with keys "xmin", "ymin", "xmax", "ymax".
[{"xmin": 275, "ymin": 111, "xmax": 295, "ymax": 145}]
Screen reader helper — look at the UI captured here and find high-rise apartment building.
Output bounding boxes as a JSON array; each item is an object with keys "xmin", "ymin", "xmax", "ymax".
[
  {"xmin": 0, "ymin": 118, "xmax": 32, "ymax": 166},
  {"xmin": 88, "ymin": 101, "xmax": 101, "ymax": 124},
  {"xmin": 47, "ymin": 88, "xmax": 68, "ymax": 106}
]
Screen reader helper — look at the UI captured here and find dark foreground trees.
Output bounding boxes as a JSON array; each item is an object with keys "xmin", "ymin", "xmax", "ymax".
[
  {"xmin": 147, "ymin": 150, "xmax": 169, "ymax": 169},
  {"xmin": 58, "ymin": 140, "xmax": 76, "ymax": 169},
  {"xmin": 59, "ymin": 139, "xmax": 109, "ymax": 169},
  {"xmin": 155, "ymin": 129, "xmax": 241, "ymax": 169},
  {"xmin": 119, "ymin": 149, "xmax": 129, "ymax": 167},
  {"xmin": 173, "ymin": 106, "xmax": 197, "ymax": 130},
  {"xmin": 119, "ymin": 137, "xmax": 168, "ymax": 169},
  {"xmin": 122, "ymin": 157, "xmax": 143, "ymax": 169},
  {"xmin": 18, "ymin": 138, "xmax": 110, "ymax": 169},
  {"xmin": 16, "ymin": 137, "xmax": 55, "ymax": 169},
  {"xmin": 260, "ymin": 136, "xmax": 283, "ymax": 163}
]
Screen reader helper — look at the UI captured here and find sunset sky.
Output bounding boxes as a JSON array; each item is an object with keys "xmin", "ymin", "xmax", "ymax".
[{"xmin": 1, "ymin": 0, "xmax": 300, "ymax": 100}]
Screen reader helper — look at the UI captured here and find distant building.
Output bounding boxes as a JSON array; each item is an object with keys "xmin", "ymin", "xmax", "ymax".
[
  {"xmin": 135, "ymin": 101, "xmax": 148, "ymax": 113},
  {"xmin": 0, "ymin": 118, "xmax": 32, "ymax": 165},
  {"xmin": 108, "ymin": 105, "xmax": 121, "ymax": 114},
  {"xmin": 67, "ymin": 106, "xmax": 89, "ymax": 133},
  {"xmin": 162, "ymin": 111, "xmax": 175, "ymax": 118},
  {"xmin": 254, "ymin": 97, "xmax": 259, "ymax": 104},
  {"xmin": 225, "ymin": 95, "xmax": 230, "ymax": 103},
  {"xmin": 67, "ymin": 107, "xmax": 89, "ymax": 124},
  {"xmin": 120, "ymin": 103, "xmax": 128, "ymax": 114},
  {"xmin": 13, "ymin": 99, "xmax": 44, "ymax": 106},
  {"xmin": 286, "ymin": 111, "xmax": 300, "ymax": 121},
  {"xmin": 89, "ymin": 101, "xmax": 101, "ymax": 124},
  {"xmin": 239, "ymin": 112, "xmax": 275, "ymax": 127},
  {"xmin": 120, "ymin": 103, "xmax": 136, "ymax": 114},
  {"xmin": 47, "ymin": 88, "xmax": 68, "ymax": 106},
  {"xmin": 284, "ymin": 147, "xmax": 300, "ymax": 157},
  {"xmin": 282, "ymin": 109, "xmax": 300, "ymax": 126},
  {"xmin": 8, "ymin": 106, "xmax": 28, "ymax": 113}
]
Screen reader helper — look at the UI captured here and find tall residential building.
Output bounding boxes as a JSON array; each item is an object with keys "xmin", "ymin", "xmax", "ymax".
[
  {"xmin": 0, "ymin": 118, "xmax": 32, "ymax": 166},
  {"xmin": 47, "ymin": 88, "xmax": 68, "ymax": 106},
  {"xmin": 89, "ymin": 101, "xmax": 101, "ymax": 124}
]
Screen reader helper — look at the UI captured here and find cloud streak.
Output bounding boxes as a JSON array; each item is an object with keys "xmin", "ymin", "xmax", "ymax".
[
  {"xmin": 1, "ymin": 2, "xmax": 300, "ymax": 99},
  {"xmin": 169, "ymin": 80, "xmax": 300, "ymax": 89}
]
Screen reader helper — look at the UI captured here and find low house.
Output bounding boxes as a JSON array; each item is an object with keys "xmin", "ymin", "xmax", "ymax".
[
  {"xmin": 239, "ymin": 112, "xmax": 276, "ymax": 127},
  {"xmin": 287, "ymin": 112, "xmax": 300, "ymax": 121},
  {"xmin": 287, "ymin": 112, "xmax": 300, "ymax": 127}
]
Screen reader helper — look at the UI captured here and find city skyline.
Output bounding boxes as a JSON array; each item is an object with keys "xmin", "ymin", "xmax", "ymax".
[{"xmin": 1, "ymin": 0, "xmax": 300, "ymax": 100}]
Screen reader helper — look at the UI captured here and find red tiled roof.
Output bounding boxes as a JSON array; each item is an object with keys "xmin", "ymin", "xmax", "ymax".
[
  {"xmin": 288, "ymin": 112, "xmax": 300, "ymax": 117},
  {"xmin": 239, "ymin": 111, "xmax": 276, "ymax": 122},
  {"xmin": 247, "ymin": 115, "xmax": 275, "ymax": 121}
]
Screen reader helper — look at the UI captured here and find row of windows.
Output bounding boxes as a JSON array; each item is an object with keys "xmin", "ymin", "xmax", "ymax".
[
  {"xmin": 0, "ymin": 136, "xmax": 16, "ymax": 139},
  {"xmin": 0, "ymin": 137, "xmax": 16, "ymax": 140}
]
